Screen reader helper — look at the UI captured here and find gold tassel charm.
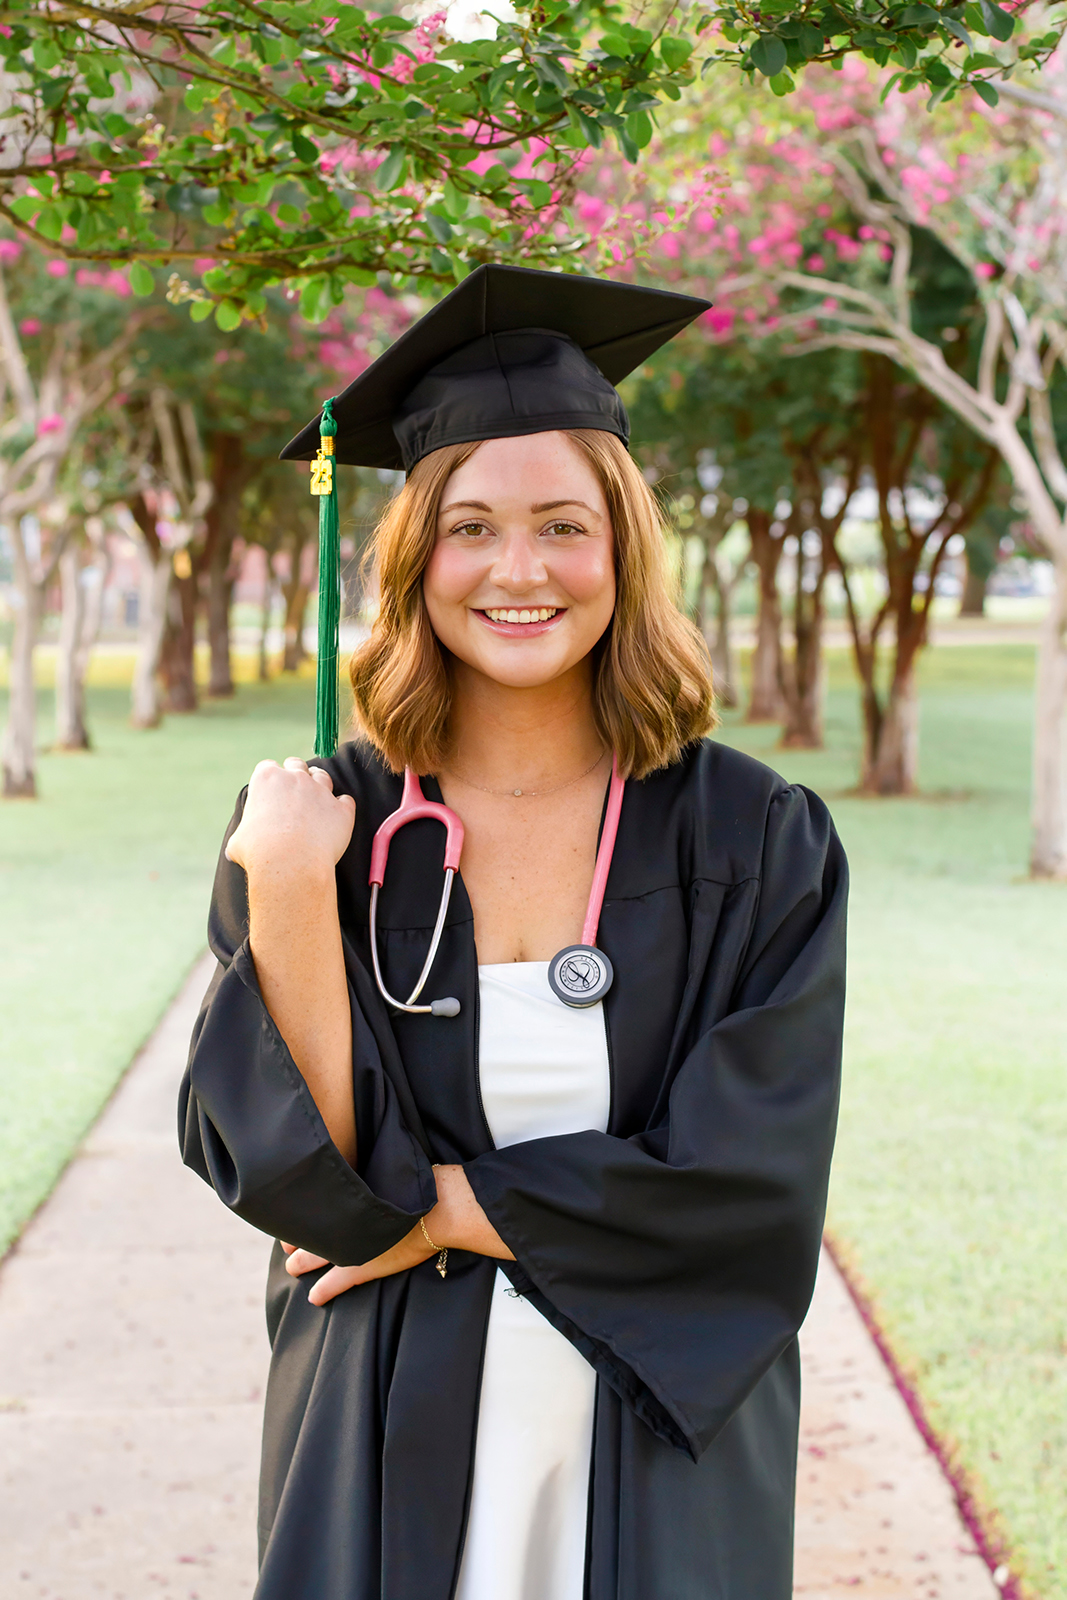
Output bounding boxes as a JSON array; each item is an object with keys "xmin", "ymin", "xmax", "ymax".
[
  {"xmin": 419, "ymin": 1213, "xmax": 448, "ymax": 1280},
  {"xmin": 310, "ymin": 431, "xmax": 334, "ymax": 495}
]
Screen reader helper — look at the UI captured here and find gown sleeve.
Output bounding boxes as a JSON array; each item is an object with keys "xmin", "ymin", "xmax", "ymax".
[
  {"xmin": 178, "ymin": 791, "xmax": 437, "ymax": 1265},
  {"xmin": 463, "ymin": 783, "xmax": 847, "ymax": 1463}
]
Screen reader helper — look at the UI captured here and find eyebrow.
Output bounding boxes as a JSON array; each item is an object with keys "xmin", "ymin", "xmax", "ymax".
[{"xmin": 439, "ymin": 499, "xmax": 599, "ymax": 515}]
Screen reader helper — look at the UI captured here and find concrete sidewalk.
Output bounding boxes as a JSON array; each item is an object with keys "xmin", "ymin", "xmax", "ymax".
[{"xmin": 0, "ymin": 956, "xmax": 998, "ymax": 1599}]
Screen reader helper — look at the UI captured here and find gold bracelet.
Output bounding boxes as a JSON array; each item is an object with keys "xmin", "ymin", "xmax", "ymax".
[{"xmin": 421, "ymin": 1165, "xmax": 448, "ymax": 1279}]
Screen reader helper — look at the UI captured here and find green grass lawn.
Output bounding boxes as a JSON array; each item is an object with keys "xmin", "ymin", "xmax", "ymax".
[
  {"xmin": 0, "ymin": 659, "xmax": 321, "ymax": 1259},
  {"xmin": 718, "ymin": 645, "xmax": 1066, "ymax": 1600},
  {"xmin": 1, "ymin": 642, "xmax": 1063, "ymax": 1597}
]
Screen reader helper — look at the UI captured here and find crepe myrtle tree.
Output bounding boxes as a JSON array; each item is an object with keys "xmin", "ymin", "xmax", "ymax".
[
  {"xmin": 0, "ymin": 246, "xmax": 155, "ymax": 796},
  {"xmin": 756, "ymin": 46, "xmax": 1067, "ymax": 873},
  {"xmin": 0, "ymin": 0, "xmax": 1051, "ymax": 326}
]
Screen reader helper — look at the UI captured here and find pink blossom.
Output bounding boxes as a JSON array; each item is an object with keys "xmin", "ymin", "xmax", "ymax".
[
  {"xmin": 98, "ymin": 171, "xmax": 111, "ymax": 184},
  {"xmin": 821, "ymin": 297, "xmax": 839, "ymax": 312},
  {"xmin": 75, "ymin": 268, "xmax": 103, "ymax": 287},
  {"xmin": 0, "ymin": 238, "xmax": 22, "ymax": 262},
  {"xmin": 975, "ymin": 262, "xmax": 995, "ymax": 279},
  {"xmin": 105, "ymin": 270, "xmax": 131, "ymax": 298},
  {"xmin": 46, "ymin": 259, "xmax": 69, "ymax": 278},
  {"xmin": 743, "ymin": 307, "xmax": 759, "ymax": 324},
  {"xmin": 880, "ymin": 245, "xmax": 892, "ymax": 262},
  {"xmin": 658, "ymin": 233, "xmax": 681, "ymax": 259},
  {"xmin": 19, "ymin": 318, "xmax": 41, "ymax": 336},
  {"xmin": 807, "ymin": 253, "xmax": 826, "ymax": 272},
  {"xmin": 195, "ymin": 257, "xmax": 215, "ymax": 274},
  {"xmin": 815, "ymin": 203, "xmax": 832, "ymax": 219},
  {"xmin": 37, "ymin": 414, "xmax": 64, "ymax": 435},
  {"xmin": 703, "ymin": 306, "xmax": 735, "ymax": 338}
]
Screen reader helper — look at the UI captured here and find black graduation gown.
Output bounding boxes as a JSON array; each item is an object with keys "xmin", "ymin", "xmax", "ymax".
[{"xmin": 179, "ymin": 737, "xmax": 847, "ymax": 1600}]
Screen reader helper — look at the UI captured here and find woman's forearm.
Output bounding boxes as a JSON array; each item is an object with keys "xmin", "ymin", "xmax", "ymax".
[{"xmin": 247, "ymin": 860, "xmax": 356, "ymax": 1166}]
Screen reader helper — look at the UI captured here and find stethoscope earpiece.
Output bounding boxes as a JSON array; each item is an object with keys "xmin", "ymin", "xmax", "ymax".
[{"xmin": 369, "ymin": 759, "xmax": 624, "ymax": 1019}]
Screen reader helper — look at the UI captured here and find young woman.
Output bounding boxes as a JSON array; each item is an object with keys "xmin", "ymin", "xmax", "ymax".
[{"xmin": 181, "ymin": 267, "xmax": 847, "ymax": 1600}]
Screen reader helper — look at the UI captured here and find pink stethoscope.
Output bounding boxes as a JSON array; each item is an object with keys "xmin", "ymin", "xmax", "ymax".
[{"xmin": 368, "ymin": 756, "xmax": 625, "ymax": 1018}]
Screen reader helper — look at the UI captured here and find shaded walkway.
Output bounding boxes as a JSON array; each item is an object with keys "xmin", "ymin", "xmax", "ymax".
[{"xmin": 0, "ymin": 956, "xmax": 997, "ymax": 1599}]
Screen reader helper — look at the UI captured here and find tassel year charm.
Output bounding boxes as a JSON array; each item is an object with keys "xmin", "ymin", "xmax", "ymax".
[{"xmin": 311, "ymin": 397, "xmax": 340, "ymax": 759}]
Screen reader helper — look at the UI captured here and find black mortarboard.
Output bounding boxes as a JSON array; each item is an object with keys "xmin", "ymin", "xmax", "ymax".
[{"xmin": 280, "ymin": 264, "xmax": 711, "ymax": 471}]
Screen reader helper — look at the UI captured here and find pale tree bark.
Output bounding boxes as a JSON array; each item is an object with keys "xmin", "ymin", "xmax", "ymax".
[
  {"xmin": 1, "ymin": 516, "xmax": 71, "ymax": 795},
  {"xmin": 745, "ymin": 508, "xmax": 785, "ymax": 722},
  {"xmin": 55, "ymin": 543, "xmax": 90, "ymax": 751},
  {"xmin": 123, "ymin": 496, "xmax": 171, "ymax": 730},
  {"xmin": 0, "ymin": 269, "xmax": 150, "ymax": 797}
]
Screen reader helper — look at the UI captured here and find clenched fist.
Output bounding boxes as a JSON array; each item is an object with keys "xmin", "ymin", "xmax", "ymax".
[{"xmin": 226, "ymin": 757, "xmax": 356, "ymax": 880}]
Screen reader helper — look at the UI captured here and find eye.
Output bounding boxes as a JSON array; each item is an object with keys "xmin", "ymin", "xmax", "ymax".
[
  {"xmin": 451, "ymin": 521, "xmax": 488, "ymax": 538},
  {"xmin": 544, "ymin": 520, "xmax": 582, "ymax": 537}
]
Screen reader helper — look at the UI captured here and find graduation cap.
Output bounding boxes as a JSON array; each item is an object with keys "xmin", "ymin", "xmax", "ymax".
[{"xmin": 283, "ymin": 264, "xmax": 712, "ymax": 756}]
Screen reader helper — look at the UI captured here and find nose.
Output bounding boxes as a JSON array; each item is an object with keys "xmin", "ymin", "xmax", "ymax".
[{"xmin": 488, "ymin": 529, "xmax": 548, "ymax": 595}]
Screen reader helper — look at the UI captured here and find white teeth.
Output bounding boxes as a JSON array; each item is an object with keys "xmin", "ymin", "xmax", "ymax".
[{"xmin": 483, "ymin": 607, "xmax": 558, "ymax": 623}]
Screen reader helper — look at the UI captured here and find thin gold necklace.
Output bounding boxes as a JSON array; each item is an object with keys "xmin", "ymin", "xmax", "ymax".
[{"xmin": 441, "ymin": 747, "xmax": 608, "ymax": 799}]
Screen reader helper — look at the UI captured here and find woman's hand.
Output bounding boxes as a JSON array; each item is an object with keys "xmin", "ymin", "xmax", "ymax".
[
  {"xmin": 283, "ymin": 1228, "xmax": 435, "ymax": 1306},
  {"xmin": 226, "ymin": 757, "xmax": 355, "ymax": 879},
  {"xmin": 282, "ymin": 1166, "xmax": 515, "ymax": 1307}
]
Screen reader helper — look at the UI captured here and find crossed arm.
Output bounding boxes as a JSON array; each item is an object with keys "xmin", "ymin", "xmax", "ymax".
[{"xmin": 225, "ymin": 756, "xmax": 513, "ymax": 1307}]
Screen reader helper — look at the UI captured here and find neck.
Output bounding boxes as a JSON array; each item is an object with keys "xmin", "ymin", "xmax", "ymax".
[{"xmin": 444, "ymin": 658, "xmax": 605, "ymax": 791}]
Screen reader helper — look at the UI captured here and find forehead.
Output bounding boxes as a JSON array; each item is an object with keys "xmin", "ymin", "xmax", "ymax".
[{"xmin": 439, "ymin": 432, "xmax": 608, "ymax": 513}]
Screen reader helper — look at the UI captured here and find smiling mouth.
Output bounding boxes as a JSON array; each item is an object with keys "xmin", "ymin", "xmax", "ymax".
[{"xmin": 480, "ymin": 607, "xmax": 560, "ymax": 625}]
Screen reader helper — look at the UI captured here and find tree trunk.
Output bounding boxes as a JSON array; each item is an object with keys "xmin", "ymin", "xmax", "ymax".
[
  {"xmin": 54, "ymin": 544, "xmax": 91, "ymax": 750},
  {"xmin": 2, "ymin": 579, "xmax": 42, "ymax": 797},
  {"xmin": 1029, "ymin": 556, "xmax": 1067, "ymax": 878},
  {"xmin": 131, "ymin": 542, "xmax": 171, "ymax": 730},
  {"xmin": 860, "ymin": 665, "xmax": 919, "ymax": 795},
  {"xmin": 160, "ymin": 564, "xmax": 199, "ymax": 713},
  {"xmin": 780, "ymin": 578, "xmax": 826, "ymax": 749},
  {"xmin": 259, "ymin": 572, "xmax": 277, "ymax": 682},
  {"xmin": 203, "ymin": 434, "xmax": 246, "ymax": 699},
  {"xmin": 282, "ymin": 538, "xmax": 313, "ymax": 673},
  {"xmin": 959, "ymin": 567, "xmax": 988, "ymax": 617},
  {"xmin": 746, "ymin": 509, "xmax": 785, "ymax": 722}
]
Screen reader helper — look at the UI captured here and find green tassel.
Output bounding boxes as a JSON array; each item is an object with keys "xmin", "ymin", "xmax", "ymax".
[{"xmin": 312, "ymin": 397, "xmax": 340, "ymax": 758}]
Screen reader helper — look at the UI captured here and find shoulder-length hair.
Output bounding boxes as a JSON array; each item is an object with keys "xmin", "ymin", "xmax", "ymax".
[{"xmin": 348, "ymin": 428, "xmax": 717, "ymax": 779}]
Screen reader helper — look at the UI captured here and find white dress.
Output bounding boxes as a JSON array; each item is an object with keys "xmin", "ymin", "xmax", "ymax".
[{"xmin": 454, "ymin": 961, "xmax": 612, "ymax": 1600}]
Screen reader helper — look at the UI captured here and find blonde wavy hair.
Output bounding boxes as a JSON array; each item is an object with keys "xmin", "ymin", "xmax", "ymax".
[{"xmin": 348, "ymin": 429, "xmax": 717, "ymax": 779}]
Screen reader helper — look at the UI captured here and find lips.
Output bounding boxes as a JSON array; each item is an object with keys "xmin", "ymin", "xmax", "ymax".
[{"xmin": 474, "ymin": 607, "xmax": 565, "ymax": 637}]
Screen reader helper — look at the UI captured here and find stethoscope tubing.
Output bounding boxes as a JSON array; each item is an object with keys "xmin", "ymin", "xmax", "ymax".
[{"xmin": 369, "ymin": 756, "xmax": 624, "ymax": 1017}]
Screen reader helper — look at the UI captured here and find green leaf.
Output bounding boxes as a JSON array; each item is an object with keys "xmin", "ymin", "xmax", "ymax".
[
  {"xmin": 442, "ymin": 178, "xmax": 468, "ymax": 218},
  {"xmin": 750, "ymin": 34, "xmax": 788, "ymax": 76},
  {"xmin": 769, "ymin": 69, "xmax": 796, "ymax": 95},
  {"xmin": 374, "ymin": 145, "xmax": 407, "ymax": 191},
  {"xmin": 32, "ymin": 37, "xmax": 60, "ymax": 71},
  {"xmin": 10, "ymin": 196, "xmax": 39, "ymax": 222},
  {"xmin": 36, "ymin": 208, "xmax": 62, "ymax": 242},
  {"xmin": 898, "ymin": 4, "xmax": 939, "ymax": 25},
  {"xmin": 299, "ymin": 276, "xmax": 328, "ymax": 321},
  {"xmin": 625, "ymin": 109, "xmax": 653, "ymax": 148},
  {"xmin": 795, "ymin": 21, "xmax": 826, "ymax": 58},
  {"xmin": 518, "ymin": 178, "xmax": 553, "ymax": 206},
  {"xmin": 215, "ymin": 300, "xmax": 242, "ymax": 331},
  {"xmin": 292, "ymin": 132, "xmax": 319, "ymax": 164},
  {"xmin": 426, "ymin": 210, "xmax": 453, "ymax": 243},
  {"xmin": 943, "ymin": 17, "xmax": 973, "ymax": 49},
  {"xmin": 973, "ymin": 78, "xmax": 999, "ymax": 105},
  {"xmin": 570, "ymin": 106, "xmax": 603, "ymax": 148},
  {"xmin": 616, "ymin": 126, "xmax": 640, "ymax": 163},
  {"xmin": 660, "ymin": 36, "xmax": 692, "ymax": 70},
  {"xmin": 978, "ymin": 0, "xmax": 1014, "ymax": 40},
  {"xmin": 599, "ymin": 32, "xmax": 632, "ymax": 57},
  {"xmin": 189, "ymin": 298, "xmax": 214, "ymax": 322},
  {"xmin": 202, "ymin": 202, "xmax": 230, "ymax": 226},
  {"xmin": 129, "ymin": 261, "xmax": 154, "ymax": 296},
  {"xmin": 184, "ymin": 82, "xmax": 207, "ymax": 112},
  {"xmin": 277, "ymin": 202, "xmax": 303, "ymax": 223}
]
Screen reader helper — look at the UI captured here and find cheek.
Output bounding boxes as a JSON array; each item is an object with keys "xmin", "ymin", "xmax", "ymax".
[
  {"xmin": 558, "ymin": 542, "xmax": 615, "ymax": 611},
  {"xmin": 423, "ymin": 543, "xmax": 477, "ymax": 608}
]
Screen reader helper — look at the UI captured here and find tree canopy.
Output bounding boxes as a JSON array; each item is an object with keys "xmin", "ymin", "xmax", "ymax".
[{"xmin": 0, "ymin": 0, "xmax": 1050, "ymax": 329}]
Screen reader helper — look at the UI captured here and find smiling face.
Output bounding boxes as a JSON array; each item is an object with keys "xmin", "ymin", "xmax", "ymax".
[{"xmin": 422, "ymin": 431, "xmax": 616, "ymax": 692}]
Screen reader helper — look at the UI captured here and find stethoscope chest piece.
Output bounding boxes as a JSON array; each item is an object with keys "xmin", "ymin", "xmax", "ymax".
[{"xmin": 548, "ymin": 944, "xmax": 614, "ymax": 1008}]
